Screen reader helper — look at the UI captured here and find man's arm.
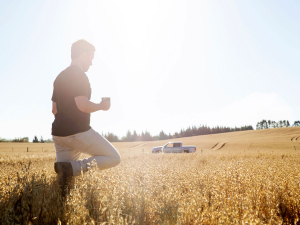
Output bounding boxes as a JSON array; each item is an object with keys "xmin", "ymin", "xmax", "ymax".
[
  {"xmin": 75, "ymin": 96, "xmax": 110, "ymax": 113},
  {"xmin": 52, "ymin": 101, "xmax": 57, "ymax": 115}
]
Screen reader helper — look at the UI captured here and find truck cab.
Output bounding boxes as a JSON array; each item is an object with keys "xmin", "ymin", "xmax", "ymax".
[{"xmin": 163, "ymin": 142, "xmax": 183, "ymax": 153}]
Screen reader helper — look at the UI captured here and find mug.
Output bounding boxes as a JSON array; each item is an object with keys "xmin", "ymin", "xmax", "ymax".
[{"xmin": 102, "ymin": 97, "xmax": 110, "ymax": 101}]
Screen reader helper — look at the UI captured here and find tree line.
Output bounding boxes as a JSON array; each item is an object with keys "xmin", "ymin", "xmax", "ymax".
[
  {"xmin": 3, "ymin": 120, "xmax": 300, "ymax": 143},
  {"xmin": 0, "ymin": 136, "xmax": 53, "ymax": 143},
  {"xmin": 103, "ymin": 125, "xmax": 254, "ymax": 142},
  {"xmin": 256, "ymin": 119, "xmax": 300, "ymax": 129},
  {"xmin": 32, "ymin": 136, "xmax": 53, "ymax": 143},
  {"xmin": 0, "ymin": 137, "xmax": 29, "ymax": 142}
]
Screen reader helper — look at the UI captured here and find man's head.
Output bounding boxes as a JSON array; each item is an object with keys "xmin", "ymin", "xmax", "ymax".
[{"xmin": 71, "ymin": 39, "xmax": 95, "ymax": 72}]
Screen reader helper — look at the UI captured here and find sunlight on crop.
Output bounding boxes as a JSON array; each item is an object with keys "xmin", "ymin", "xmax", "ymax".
[{"xmin": 1, "ymin": 149, "xmax": 300, "ymax": 224}]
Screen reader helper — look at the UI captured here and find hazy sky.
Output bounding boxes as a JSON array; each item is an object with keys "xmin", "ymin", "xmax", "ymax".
[{"xmin": 1, "ymin": 0, "xmax": 300, "ymax": 140}]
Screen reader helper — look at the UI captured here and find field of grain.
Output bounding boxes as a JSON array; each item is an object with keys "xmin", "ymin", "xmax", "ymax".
[{"xmin": 1, "ymin": 127, "xmax": 300, "ymax": 224}]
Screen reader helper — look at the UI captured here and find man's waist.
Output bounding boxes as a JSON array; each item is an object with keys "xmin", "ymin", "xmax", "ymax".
[{"xmin": 52, "ymin": 118, "xmax": 91, "ymax": 136}]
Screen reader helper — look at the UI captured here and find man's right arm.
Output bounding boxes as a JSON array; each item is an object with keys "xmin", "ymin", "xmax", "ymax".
[
  {"xmin": 75, "ymin": 96, "xmax": 110, "ymax": 113},
  {"xmin": 52, "ymin": 101, "xmax": 57, "ymax": 115}
]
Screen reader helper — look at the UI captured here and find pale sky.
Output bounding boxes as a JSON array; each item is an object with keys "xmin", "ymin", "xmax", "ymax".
[{"xmin": 0, "ymin": 0, "xmax": 300, "ymax": 140}]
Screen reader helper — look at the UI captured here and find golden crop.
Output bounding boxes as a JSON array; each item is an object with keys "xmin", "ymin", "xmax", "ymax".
[{"xmin": 1, "ymin": 148, "xmax": 300, "ymax": 224}]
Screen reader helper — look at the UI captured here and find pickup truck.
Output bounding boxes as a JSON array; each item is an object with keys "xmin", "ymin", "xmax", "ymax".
[{"xmin": 152, "ymin": 142, "xmax": 196, "ymax": 153}]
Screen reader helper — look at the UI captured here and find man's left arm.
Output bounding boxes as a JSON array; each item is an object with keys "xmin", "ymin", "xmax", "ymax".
[{"xmin": 74, "ymin": 96, "xmax": 110, "ymax": 113}]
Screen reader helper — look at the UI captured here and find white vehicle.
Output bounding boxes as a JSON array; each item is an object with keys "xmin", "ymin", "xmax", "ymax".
[{"xmin": 152, "ymin": 142, "xmax": 196, "ymax": 153}]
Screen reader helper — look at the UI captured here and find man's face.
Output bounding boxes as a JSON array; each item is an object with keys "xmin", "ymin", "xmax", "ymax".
[{"xmin": 82, "ymin": 52, "xmax": 94, "ymax": 72}]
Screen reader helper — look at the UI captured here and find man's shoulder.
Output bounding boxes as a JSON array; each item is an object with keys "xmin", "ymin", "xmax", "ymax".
[
  {"xmin": 62, "ymin": 65, "xmax": 86, "ymax": 76},
  {"xmin": 55, "ymin": 66, "xmax": 87, "ymax": 83}
]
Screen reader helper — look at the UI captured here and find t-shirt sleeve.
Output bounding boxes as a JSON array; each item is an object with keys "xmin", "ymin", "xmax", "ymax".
[{"xmin": 72, "ymin": 73, "xmax": 89, "ymax": 98}]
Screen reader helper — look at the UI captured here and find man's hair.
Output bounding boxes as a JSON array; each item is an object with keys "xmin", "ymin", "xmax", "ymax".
[{"xmin": 71, "ymin": 39, "xmax": 95, "ymax": 59}]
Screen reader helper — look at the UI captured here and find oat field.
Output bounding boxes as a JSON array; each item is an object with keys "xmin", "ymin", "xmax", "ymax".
[{"xmin": 1, "ymin": 127, "xmax": 300, "ymax": 224}]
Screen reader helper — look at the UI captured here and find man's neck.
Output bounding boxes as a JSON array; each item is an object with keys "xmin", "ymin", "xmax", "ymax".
[{"xmin": 70, "ymin": 60, "xmax": 84, "ymax": 71}]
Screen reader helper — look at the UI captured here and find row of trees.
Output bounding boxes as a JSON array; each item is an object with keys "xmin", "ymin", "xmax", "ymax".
[
  {"xmin": 256, "ymin": 120, "xmax": 300, "ymax": 129},
  {"xmin": 0, "ymin": 136, "xmax": 53, "ymax": 143},
  {"xmin": 32, "ymin": 136, "xmax": 53, "ymax": 143},
  {"xmin": 0, "ymin": 137, "xmax": 29, "ymax": 142},
  {"xmin": 103, "ymin": 125, "xmax": 254, "ymax": 142},
  {"xmin": 4, "ymin": 120, "xmax": 300, "ymax": 143}
]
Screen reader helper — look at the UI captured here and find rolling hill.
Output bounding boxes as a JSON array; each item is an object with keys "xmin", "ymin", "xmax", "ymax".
[{"xmin": 112, "ymin": 126, "xmax": 300, "ymax": 153}]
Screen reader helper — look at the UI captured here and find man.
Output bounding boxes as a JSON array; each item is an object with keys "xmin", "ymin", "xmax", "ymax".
[{"xmin": 52, "ymin": 40, "xmax": 121, "ymax": 194}]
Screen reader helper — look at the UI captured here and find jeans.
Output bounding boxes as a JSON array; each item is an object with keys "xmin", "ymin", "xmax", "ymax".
[{"xmin": 52, "ymin": 128, "xmax": 121, "ymax": 176}]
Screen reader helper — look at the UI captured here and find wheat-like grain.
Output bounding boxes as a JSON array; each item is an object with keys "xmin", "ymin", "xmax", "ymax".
[{"xmin": 1, "ymin": 149, "xmax": 300, "ymax": 224}]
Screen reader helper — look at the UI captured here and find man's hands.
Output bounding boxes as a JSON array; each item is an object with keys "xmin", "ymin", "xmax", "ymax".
[
  {"xmin": 75, "ymin": 96, "xmax": 110, "ymax": 113},
  {"xmin": 99, "ymin": 99, "xmax": 110, "ymax": 111}
]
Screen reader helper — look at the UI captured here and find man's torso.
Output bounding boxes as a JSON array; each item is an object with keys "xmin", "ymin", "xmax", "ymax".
[{"xmin": 52, "ymin": 65, "xmax": 92, "ymax": 136}]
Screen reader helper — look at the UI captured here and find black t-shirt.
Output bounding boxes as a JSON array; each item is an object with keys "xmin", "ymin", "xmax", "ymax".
[{"xmin": 51, "ymin": 65, "xmax": 92, "ymax": 136}]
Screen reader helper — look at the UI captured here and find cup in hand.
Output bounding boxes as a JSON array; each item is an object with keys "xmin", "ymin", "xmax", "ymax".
[
  {"xmin": 101, "ymin": 97, "xmax": 111, "ymax": 110},
  {"xmin": 101, "ymin": 97, "xmax": 110, "ymax": 102}
]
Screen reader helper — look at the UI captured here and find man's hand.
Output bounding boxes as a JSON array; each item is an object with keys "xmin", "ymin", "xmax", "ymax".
[
  {"xmin": 75, "ymin": 96, "xmax": 110, "ymax": 113},
  {"xmin": 99, "ymin": 99, "xmax": 110, "ymax": 111}
]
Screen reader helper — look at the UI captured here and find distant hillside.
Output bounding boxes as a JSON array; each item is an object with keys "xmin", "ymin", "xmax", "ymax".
[{"xmin": 111, "ymin": 127, "xmax": 300, "ymax": 153}]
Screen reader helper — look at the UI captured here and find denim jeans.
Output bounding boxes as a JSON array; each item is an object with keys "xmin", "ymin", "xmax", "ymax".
[{"xmin": 52, "ymin": 128, "xmax": 121, "ymax": 176}]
